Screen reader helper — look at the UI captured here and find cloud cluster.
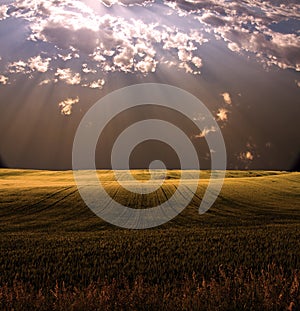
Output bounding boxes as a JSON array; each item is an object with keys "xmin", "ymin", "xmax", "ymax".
[
  {"xmin": 82, "ymin": 78, "xmax": 105, "ymax": 89},
  {"xmin": 0, "ymin": 0, "xmax": 297, "ymax": 87},
  {"xmin": 0, "ymin": 0, "xmax": 298, "ymax": 109},
  {"xmin": 8, "ymin": 56, "xmax": 51, "ymax": 74},
  {"xmin": 55, "ymin": 68, "xmax": 81, "ymax": 85},
  {"xmin": 28, "ymin": 55, "xmax": 51, "ymax": 73},
  {"xmin": 193, "ymin": 0, "xmax": 300, "ymax": 71},
  {"xmin": 0, "ymin": 0, "xmax": 209, "ymax": 79}
]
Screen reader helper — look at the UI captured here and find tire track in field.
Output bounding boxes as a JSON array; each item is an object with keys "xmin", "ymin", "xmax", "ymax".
[
  {"xmin": 11, "ymin": 187, "xmax": 78, "ymax": 216},
  {"xmin": 39, "ymin": 186, "xmax": 78, "ymax": 211},
  {"xmin": 158, "ymin": 183, "xmax": 182, "ymax": 221},
  {"xmin": 0, "ymin": 186, "xmax": 76, "ymax": 217},
  {"xmin": 24, "ymin": 186, "xmax": 74, "ymax": 208}
]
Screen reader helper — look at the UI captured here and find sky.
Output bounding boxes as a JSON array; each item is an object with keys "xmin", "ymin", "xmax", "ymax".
[{"xmin": 0, "ymin": 0, "xmax": 299, "ymax": 170}]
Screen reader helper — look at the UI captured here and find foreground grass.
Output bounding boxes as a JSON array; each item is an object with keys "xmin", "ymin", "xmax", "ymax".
[
  {"xmin": 0, "ymin": 170, "xmax": 299, "ymax": 310},
  {"xmin": 1, "ymin": 266, "xmax": 299, "ymax": 311}
]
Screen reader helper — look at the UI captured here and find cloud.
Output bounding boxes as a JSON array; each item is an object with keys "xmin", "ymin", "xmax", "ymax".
[
  {"xmin": 113, "ymin": 46, "xmax": 135, "ymax": 72},
  {"xmin": 135, "ymin": 56, "xmax": 157, "ymax": 73},
  {"xmin": 0, "ymin": 75, "xmax": 8, "ymax": 85},
  {"xmin": 99, "ymin": 0, "xmax": 154, "ymax": 7},
  {"xmin": 57, "ymin": 52, "xmax": 79, "ymax": 61},
  {"xmin": 227, "ymin": 42, "xmax": 240, "ymax": 52},
  {"xmin": 194, "ymin": 126, "xmax": 217, "ymax": 138},
  {"xmin": 0, "ymin": 5, "xmax": 8, "ymax": 21},
  {"xmin": 191, "ymin": 56, "xmax": 202, "ymax": 69},
  {"xmin": 88, "ymin": 79, "xmax": 105, "ymax": 89},
  {"xmin": 55, "ymin": 68, "xmax": 81, "ymax": 85},
  {"xmin": 8, "ymin": 60, "xmax": 28, "ymax": 73},
  {"xmin": 178, "ymin": 62, "xmax": 193, "ymax": 74},
  {"xmin": 238, "ymin": 151, "xmax": 254, "ymax": 161},
  {"xmin": 2, "ymin": 0, "xmax": 210, "ymax": 76},
  {"xmin": 100, "ymin": 0, "xmax": 120, "ymax": 7},
  {"xmin": 38, "ymin": 79, "xmax": 51, "ymax": 86},
  {"xmin": 220, "ymin": 92, "xmax": 232, "ymax": 105},
  {"xmin": 82, "ymin": 64, "xmax": 97, "ymax": 74},
  {"xmin": 216, "ymin": 108, "xmax": 228, "ymax": 121},
  {"xmin": 28, "ymin": 55, "xmax": 51, "ymax": 73},
  {"xmin": 58, "ymin": 97, "xmax": 79, "ymax": 115},
  {"xmin": 2, "ymin": 0, "xmax": 300, "ymax": 85},
  {"xmin": 8, "ymin": 56, "xmax": 51, "ymax": 74},
  {"xmin": 178, "ymin": 49, "xmax": 192, "ymax": 62},
  {"xmin": 193, "ymin": 0, "xmax": 300, "ymax": 71}
]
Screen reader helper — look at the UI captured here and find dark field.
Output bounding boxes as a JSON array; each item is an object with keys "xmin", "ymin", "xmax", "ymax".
[{"xmin": 0, "ymin": 170, "xmax": 299, "ymax": 310}]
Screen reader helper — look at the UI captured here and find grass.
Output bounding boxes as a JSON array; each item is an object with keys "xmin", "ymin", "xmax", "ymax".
[{"xmin": 0, "ymin": 169, "xmax": 299, "ymax": 310}]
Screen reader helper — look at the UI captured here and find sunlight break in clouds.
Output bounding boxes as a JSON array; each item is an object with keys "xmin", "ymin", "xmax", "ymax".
[
  {"xmin": 59, "ymin": 97, "xmax": 79, "ymax": 116},
  {"xmin": 0, "ymin": 0, "xmax": 298, "ymax": 94}
]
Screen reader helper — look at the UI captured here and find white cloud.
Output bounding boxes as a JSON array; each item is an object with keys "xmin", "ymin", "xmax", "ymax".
[
  {"xmin": 82, "ymin": 64, "xmax": 97, "ymax": 74},
  {"xmin": 191, "ymin": 56, "xmax": 202, "ymax": 69},
  {"xmin": 0, "ymin": 5, "xmax": 8, "ymax": 21},
  {"xmin": 114, "ymin": 46, "xmax": 134, "ymax": 72},
  {"xmin": 57, "ymin": 53, "xmax": 72, "ymax": 61},
  {"xmin": 55, "ymin": 68, "xmax": 81, "ymax": 85},
  {"xmin": 194, "ymin": 126, "xmax": 217, "ymax": 138},
  {"xmin": 8, "ymin": 56, "xmax": 50, "ymax": 74},
  {"xmin": 89, "ymin": 79, "xmax": 105, "ymax": 89},
  {"xmin": 0, "ymin": 75, "xmax": 8, "ymax": 85},
  {"xmin": 3, "ymin": 0, "xmax": 299, "ymax": 83},
  {"xmin": 39, "ymin": 79, "xmax": 51, "ymax": 86},
  {"xmin": 239, "ymin": 151, "xmax": 254, "ymax": 161},
  {"xmin": 3, "ymin": 0, "xmax": 211, "ymax": 76},
  {"xmin": 8, "ymin": 60, "xmax": 28, "ymax": 73},
  {"xmin": 100, "ymin": 0, "xmax": 120, "ymax": 7},
  {"xmin": 92, "ymin": 50, "xmax": 107, "ymax": 62},
  {"xmin": 178, "ymin": 62, "xmax": 193, "ymax": 74},
  {"xmin": 220, "ymin": 92, "xmax": 232, "ymax": 105},
  {"xmin": 28, "ymin": 55, "xmax": 51, "ymax": 73},
  {"xmin": 135, "ymin": 56, "xmax": 157, "ymax": 73},
  {"xmin": 228, "ymin": 42, "xmax": 240, "ymax": 52},
  {"xmin": 216, "ymin": 108, "xmax": 228, "ymax": 121},
  {"xmin": 58, "ymin": 97, "xmax": 79, "ymax": 115},
  {"xmin": 178, "ymin": 49, "xmax": 192, "ymax": 62}
]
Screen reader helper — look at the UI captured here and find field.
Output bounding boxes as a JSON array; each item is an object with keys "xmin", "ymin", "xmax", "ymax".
[{"xmin": 0, "ymin": 169, "xmax": 300, "ymax": 310}]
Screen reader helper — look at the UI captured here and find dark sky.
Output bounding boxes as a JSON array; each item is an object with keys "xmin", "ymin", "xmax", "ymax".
[{"xmin": 0, "ymin": 0, "xmax": 299, "ymax": 170}]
